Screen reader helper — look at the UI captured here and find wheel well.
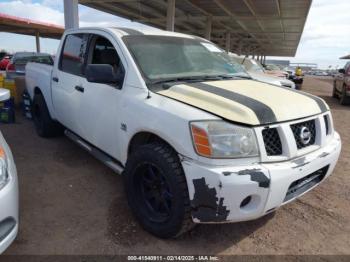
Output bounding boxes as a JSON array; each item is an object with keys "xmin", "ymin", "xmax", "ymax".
[
  {"xmin": 128, "ymin": 132, "xmax": 176, "ymax": 156},
  {"xmin": 34, "ymin": 87, "xmax": 42, "ymax": 95}
]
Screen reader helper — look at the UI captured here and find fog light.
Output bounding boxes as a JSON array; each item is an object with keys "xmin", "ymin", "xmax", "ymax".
[{"xmin": 240, "ymin": 196, "xmax": 252, "ymax": 208}]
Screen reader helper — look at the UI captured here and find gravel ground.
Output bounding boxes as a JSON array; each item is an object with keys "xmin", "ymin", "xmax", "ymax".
[{"xmin": 1, "ymin": 76, "xmax": 350, "ymax": 255}]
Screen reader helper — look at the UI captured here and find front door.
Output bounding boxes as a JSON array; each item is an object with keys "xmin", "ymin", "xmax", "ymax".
[{"xmin": 76, "ymin": 32, "xmax": 126, "ymax": 160}]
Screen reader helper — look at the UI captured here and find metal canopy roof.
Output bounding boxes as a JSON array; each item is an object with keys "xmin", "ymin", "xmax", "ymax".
[
  {"xmin": 80, "ymin": 0, "xmax": 312, "ymax": 56},
  {"xmin": 0, "ymin": 13, "xmax": 64, "ymax": 39}
]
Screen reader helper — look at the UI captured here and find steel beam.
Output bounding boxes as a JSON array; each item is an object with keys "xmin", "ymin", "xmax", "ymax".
[
  {"xmin": 64, "ymin": 0, "xmax": 79, "ymax": 29},
  {"xmin": 205, "ymin": 16, "xmax": 212, "ymax": 40},
  {"xmin": 35, "ymin": 31, "xmax": 40, "ymax": 52},
  {"xmin": 166, "ymin": 0, "xmax": 175, "ymax": 31}
]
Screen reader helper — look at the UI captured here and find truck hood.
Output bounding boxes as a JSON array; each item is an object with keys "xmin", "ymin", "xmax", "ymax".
[{"xmin": 156, "ymin": 80, "xmax": 328, "ymax": 126}]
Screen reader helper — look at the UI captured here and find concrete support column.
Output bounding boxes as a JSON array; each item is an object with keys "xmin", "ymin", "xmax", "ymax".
[
  {"xmin": 64, "ymin": 0, "xmax": 79, "ymax": 29},
  {"xmin": 263, "ymin": 55, "xmax": 266, "ymax": 64},
  {"xmin": 237, "ymin": 41, "xmax": 243, "ymax": 56},
  {"xmin": 166, "ymin": 0, "xmax": 176, "ymax": 31},
  {"xmin": 204, "ymin": 16, "xmax": 212, "ymax": 40},
  {"xmin": 35, "ymin": 31, "xmax": 40, "ymax": 53},
  {"xmin": 225, "ymin": 32, "xmax": 231, "ymax": 53}
]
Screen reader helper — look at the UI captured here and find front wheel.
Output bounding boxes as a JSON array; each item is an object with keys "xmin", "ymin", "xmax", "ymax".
[
  {"xmin": 332, "ymin": 82, "xmax": 338, "ymax": 98},
  {"xmin": 123, "ymin": 142, "xmax": 193, "ymax": 238},
  {"xmin": 340, "ymin": 86, "xmax": 350, "ymax": 105}
]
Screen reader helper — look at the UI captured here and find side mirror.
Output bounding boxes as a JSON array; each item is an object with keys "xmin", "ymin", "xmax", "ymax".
[
  {"xmin": 0, "ymin": 88, "xmax": 10, "ymax": 102},
  {"xmin": 339, "ymin": 68, "xmax": 345, "ymax": 74},
  {"xmin": 85, "ymin": 64, "xmax": 123, "ymax": 85}
]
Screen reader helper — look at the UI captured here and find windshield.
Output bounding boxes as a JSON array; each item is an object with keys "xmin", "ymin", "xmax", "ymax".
[{"xmin": 123, "ymin": 35, "xmax": 247, "ymax": 84}]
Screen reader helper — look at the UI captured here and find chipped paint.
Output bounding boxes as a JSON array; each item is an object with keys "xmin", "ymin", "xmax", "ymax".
[
  {"xmin": 223, "ymin": 169, "xmax": 270, "ymax": 188},
  {"xmin": 191, "ymin": 178, "xmax": 229, "ymax": 222},
  {"xmin": 237, "ymin": 169, "xmax": 270, "ymax": 188},
  {"xmin": 318, "ymin": 152, "xmax": 330, "ymax": 158}
]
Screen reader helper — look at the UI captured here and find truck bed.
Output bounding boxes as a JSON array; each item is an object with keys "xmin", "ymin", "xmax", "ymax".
[{"xmin": 25, "ymin": 62, "xmax": 54, "ymax": 117}]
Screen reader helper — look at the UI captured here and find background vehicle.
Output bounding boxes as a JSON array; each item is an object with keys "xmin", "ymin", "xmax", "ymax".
[
  {"xmin": 0, "ymin": 52, "xmax": 7, "ymax": 61},
  {"xmin": 314, "ymin": 71, "xmax": 328, "ymax": 76},
  {"xmin": 6, "ymin": 52, "xmax": 53, "ymax": 79},
  {"xmin": 26, "ymin": 27, "xmax": 341, "ymax": 238},
  {"xmin": 0, "ymin": 88, "xmax": 19, "ymax": 254},
  {"xmin": 264, "ymin": 64, "xmax": 289, "ymax": 78},
  {"xmin": 0, "ymin": 55, "xmax": 12, "ymax": 71},
  {"xmin": 229, "ymin": 54, "xmax": 295, "ymax": 88},
  {"xmin": 333, "ymin": 61, "xmax": 350, "ymax": 105}
]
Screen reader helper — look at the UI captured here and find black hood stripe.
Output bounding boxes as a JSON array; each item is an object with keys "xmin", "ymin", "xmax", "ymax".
[
  {"xmin": 278, "ymin": 85, "xmax": 328, "ymax": 112},
  {"xmin": 296, "ymin": 92, "xmax": 328, "ymax": 112},
  {"xmin": 187, "ymin": 82, "xmax": 277, "ymax": 124}
]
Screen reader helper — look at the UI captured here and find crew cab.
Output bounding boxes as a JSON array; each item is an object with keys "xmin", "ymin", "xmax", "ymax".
[
  {"xmin": 25, "ymin": 27, "xmax": 341, "ymax": 238},
  {"xmin": 333, "ymin": 61, "xmax": 350, "ymax": 105}
]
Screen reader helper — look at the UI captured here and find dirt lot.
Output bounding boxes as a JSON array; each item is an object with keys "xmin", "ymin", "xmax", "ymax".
[{"xmin": 2, "ymin": 76, "xmax": 350, "ymax": 255}]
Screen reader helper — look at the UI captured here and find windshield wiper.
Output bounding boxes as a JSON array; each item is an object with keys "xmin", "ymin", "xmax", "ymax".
[
  {"xmin": 150, "ymin": 75, "xmax": 222, "ymax": 85},
  {"xmin": 218, "ymin": 73, "xmax": 252, "ymax": 80},
  {"xmin": 150, "ymin": 73, "xmax": 251, "ymax": 86}
]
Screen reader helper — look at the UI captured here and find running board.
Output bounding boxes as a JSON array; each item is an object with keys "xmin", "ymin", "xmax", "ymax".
[{"xmin": 64, "ymin": 130, "xmax": 124, "ymax": 174}]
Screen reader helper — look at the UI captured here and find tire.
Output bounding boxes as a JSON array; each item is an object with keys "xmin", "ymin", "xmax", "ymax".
[
  {"xmin": 332, "ymin": 82, "xmax": 338, "ymax": 98},
  {"xmin": 32, "ymin": 93, "xmax": 64, "ymax": 137},
  {"xmin": 123, "ymin": 142, "xmax": 193, "ymax": 238},
  {"xmin": 340, "ymin": 86, "xmax": 350, "ymax": 105}
]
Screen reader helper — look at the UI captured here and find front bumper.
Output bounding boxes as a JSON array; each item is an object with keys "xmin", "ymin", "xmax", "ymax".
[
  {"xmin": 182, "ymin": 132, "xmax": 341, "ymax": 223},
  {"xmin": 0, "ymin": 133, "xmax": 18, "ymax": 254}
]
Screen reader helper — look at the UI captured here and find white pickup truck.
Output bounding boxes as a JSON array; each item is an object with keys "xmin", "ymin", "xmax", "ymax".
[{"xmin": 26, "ymin": 27, "xmax": 341, "ymax": 238}]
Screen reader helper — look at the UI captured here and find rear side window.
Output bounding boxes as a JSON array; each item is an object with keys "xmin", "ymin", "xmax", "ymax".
[
  {"xmin": 60, "ymin": 34, "xmax": 88, "ymax": 76},
  {"xmin": 16, "ymin": 55, "xmax": 53, "ymax": 65}
]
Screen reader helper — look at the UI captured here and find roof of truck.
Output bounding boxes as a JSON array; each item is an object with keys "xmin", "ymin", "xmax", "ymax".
[{"xmin": 66, "ymin": 26, "xmax": 209, "ymax": 41}]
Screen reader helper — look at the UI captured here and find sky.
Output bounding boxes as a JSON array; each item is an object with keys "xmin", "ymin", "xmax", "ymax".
[{"xmin": 0, "ymin": 0, "xmax": 349, "ymax": 69}]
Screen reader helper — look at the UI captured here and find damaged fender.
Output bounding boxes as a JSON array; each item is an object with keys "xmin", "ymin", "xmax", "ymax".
[{"xmin": 181, "ymin": 160, "xmax": 271, "ymax": 223}]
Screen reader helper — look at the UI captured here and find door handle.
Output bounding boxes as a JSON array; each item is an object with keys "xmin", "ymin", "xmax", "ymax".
[
  {"xmin": 75, "ymin": 85, "xmax": 84, "ymax": 93},
  {"xmin": 52, "ymin": 77, "xmax": 59, "ymax": 82}
]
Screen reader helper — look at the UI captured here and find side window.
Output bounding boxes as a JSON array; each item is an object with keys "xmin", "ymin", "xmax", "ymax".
[
  {"xmin": 346, "ymin": 62, "xmax": 350, "ymax": 75},
  {"xmin": 87, "ymin": 35, "xmax": 125, "ymax": 85},
  {"xmin": 60, "ymin": 34, "xmax": 88, "ymax": 76}
]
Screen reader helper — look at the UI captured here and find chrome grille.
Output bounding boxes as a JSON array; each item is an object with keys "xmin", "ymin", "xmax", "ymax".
[
  {"xmin": 290, "ymin": 120, "xmax": 316, "ymax": 149},
  {"xmin": 262, "ymin": 128, "xmax": 282, "ymax": 156}
]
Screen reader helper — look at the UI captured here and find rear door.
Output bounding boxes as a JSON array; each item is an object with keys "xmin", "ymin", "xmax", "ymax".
[{"xmin": 51, "ymin": 33, "xmax": 89, "ymax": 134}]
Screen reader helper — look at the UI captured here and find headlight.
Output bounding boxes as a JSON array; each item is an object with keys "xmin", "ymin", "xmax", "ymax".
[
  {"xmin": 0, "ymin": 146, "xmax": 8, "ymax": 190},
  {"xmin": 190, "ymin": 121, "xmax": 259, "ymax": 158}
]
